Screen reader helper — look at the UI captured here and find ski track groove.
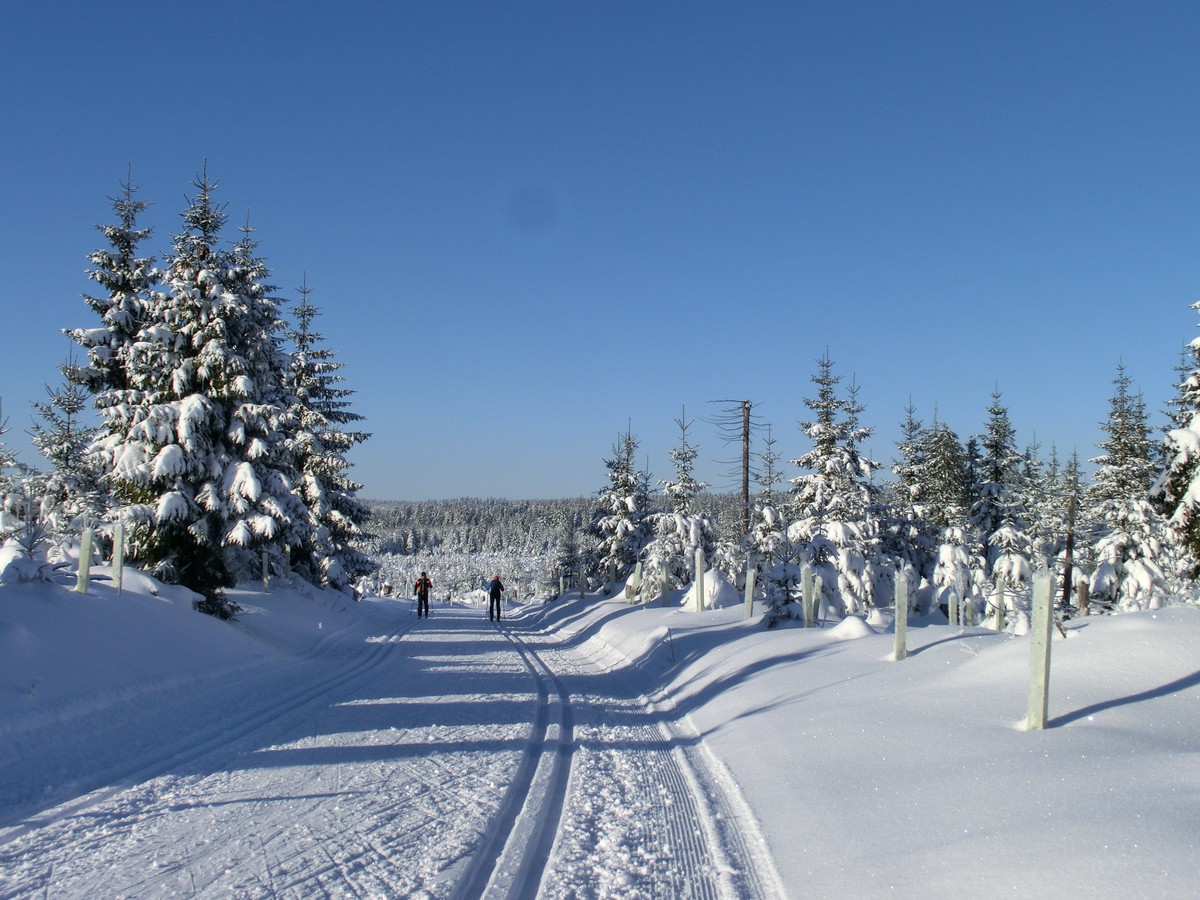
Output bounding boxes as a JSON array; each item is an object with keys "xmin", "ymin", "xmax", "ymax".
[{"xmin": 510, "ymin": 606, "xmax": 785, "ymax": 900}]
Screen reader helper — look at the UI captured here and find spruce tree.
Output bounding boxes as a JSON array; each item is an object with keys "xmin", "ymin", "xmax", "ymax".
[
  {"xmin": 284, "ymin": 276, "xmax": 375, "ymax": 590},
  {"xmin": 29, "ymin": 353, "xmax": 107, "ymax": 541},
  {"xmin": 789, "ymin": 353, "xmax": 880, "ymax": 615},
  {"xmin": 589, "ymin": 427, "xmax": 653, "ymax": 581},
  {"xmin": 68, "ymin": 174, "xmax": 159, "ymax": 398},
  {"xmin": 86, "ymin": 169, "xmax": 302, "ymax": 613},
  {"xmin": 970, "ymin": 389, "xmax": 1030, "ymax": 591},
  {"xmin": 643, "ymin": 411, "xmax": 717, "ymax": 592},
  {"xmin": 1088, "ymin": 364, "xmax": 1169, "ymax": 609},
  {"xmin": 886, "ymin": 400, "xmax": 936, "ymax": 577}
]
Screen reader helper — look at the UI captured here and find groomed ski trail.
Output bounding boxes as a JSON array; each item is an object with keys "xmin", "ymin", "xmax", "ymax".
[
  {"xmin": 0, "ymin": 596, "xmax": 784, "ymax": 899},
  {"xmin": 499, "ymin": 602, "xmax": 786, "ymax": 899}
]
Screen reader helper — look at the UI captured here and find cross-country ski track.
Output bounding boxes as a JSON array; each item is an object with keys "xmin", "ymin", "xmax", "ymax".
[{"xmin": 0, "ymin": 593, "xmax": 785, "ymax": 899}]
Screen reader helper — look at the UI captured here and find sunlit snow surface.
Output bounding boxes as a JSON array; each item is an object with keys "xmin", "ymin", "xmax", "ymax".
[{"xmin": 1, "ymin": 571, "xmax": 1198, "ymax": 897}]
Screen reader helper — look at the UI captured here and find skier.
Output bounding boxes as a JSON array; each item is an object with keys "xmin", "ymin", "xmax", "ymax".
[
  {"xmin": 488, "ymin": 574, "xmax": 504, "ymax": 621},
  {"xmin": 414, "ymin": 571, "xmax": 432, "ymax": 618}
]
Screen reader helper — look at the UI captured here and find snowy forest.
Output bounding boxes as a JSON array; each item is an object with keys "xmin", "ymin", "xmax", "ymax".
[{"xmin": 5, "ymin": 168, "xmax": 1200, "ymax": 630}]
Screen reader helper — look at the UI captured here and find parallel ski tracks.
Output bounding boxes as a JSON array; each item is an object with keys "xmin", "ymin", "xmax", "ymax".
[
  {"xmin": 450, "ymin": 624, "xmax": 574, "ymax": 900},
  {"xmin": 456, "ymin": 610, "xmax": 785, "ymax": 900},
  {"xmin": 0, "ymin": 614, "xmax": 420, "ymax": 851}
]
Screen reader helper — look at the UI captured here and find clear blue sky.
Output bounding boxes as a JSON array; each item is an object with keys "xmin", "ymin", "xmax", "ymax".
[{"xmin": 3, "ymin": 1, "xmax": 1198, "ymax": 500}]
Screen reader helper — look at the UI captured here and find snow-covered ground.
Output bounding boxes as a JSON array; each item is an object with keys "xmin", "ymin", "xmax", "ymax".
[{"xmin": 1, "ymin": 568, "xmax": 1197, "ymax": 898}]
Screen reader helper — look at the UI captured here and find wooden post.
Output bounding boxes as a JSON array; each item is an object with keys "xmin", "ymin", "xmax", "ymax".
[
  {"xmin": 629, "ymin": 561, "xmax": 643, "ymax": 604},
  {"xmin": 894, "ymin": 575, "xmax": 908, "ymax": 661},
  {"xmin": 744, "ymin": 561, "xmax": 756, "ymax": 620},
  {"xmin": 694, "ymin": 548, "xmax": 706, "ymax": 612},
  {"xmin": 741, "ymin": 400, "xmax": 751, "ymax": 539},
  {"xmin": 1027, "ymin": 573, "xmax": 1055, "ymax": 730},
  {"xmin": 1076, "ymin": 581, "xmax": 1088, "ymax": 616},
  {"xmin": 75, "ymin": 528, "xmax": 93, "ymax": 594},
  {"xmin": 801, "ymin": 565, "xmax": 814, "ymax": 628},
  {"xmin": 948, "ymin": 589, "xmax": 958, "ymax": 626},
  {"xmin": 812, "ymin": 575, "xmax": 824, "ymax": 626},
  {"xmin": 262, "ymin": 548, "xmax": 269, "ymax": 593},
  {"xmin": 661, "ymin": 563, "xmax": 670, "ymax": 607},
  {"xmin": 993, "ymin": 584, "xmax": 1006, "ymax": 631},
  {"xmin": 112, "ymin": 520, "xmax": 125, "ymax": 594}
]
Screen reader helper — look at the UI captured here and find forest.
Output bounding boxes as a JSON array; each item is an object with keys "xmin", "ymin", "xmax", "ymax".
[{"xmin": 4, "ymin": 168, "xmax": 1200, "ymax": 631}]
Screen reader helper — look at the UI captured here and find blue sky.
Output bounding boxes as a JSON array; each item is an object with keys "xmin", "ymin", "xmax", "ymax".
[{"xmin": 3, "ymin": 1, "xmax": 1198, "ymax": 500}]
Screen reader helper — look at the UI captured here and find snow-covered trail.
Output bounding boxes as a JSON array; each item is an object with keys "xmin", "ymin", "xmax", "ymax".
[{"xmin": 0, "ymin": 599, "xmax": 782, "ymax": 898}]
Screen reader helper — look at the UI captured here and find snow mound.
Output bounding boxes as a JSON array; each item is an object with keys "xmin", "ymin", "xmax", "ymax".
[
  {"xmin": 827, "ymin": 614, "xmax": 876, "ymax": 640},
  {"xmin": 682, "ymin": 569, "xmax": 740, "ymax": 611}
]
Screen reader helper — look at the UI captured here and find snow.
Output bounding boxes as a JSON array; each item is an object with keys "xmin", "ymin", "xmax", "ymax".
[{"xmin": 2, "ymin": 571, "xmax": 1198, "ymax": 897}]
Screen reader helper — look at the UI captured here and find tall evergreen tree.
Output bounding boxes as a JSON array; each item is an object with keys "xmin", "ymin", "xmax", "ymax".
[
  {"xmin": 643, "ymin": 411, "xmax": 717, "ymax": 592},
  {"xmin": 789, "ymin": 353, "xmax": 880, "ymax": 615},
  {"xmin": 920, "ymin": 418, "xmax": 969, "ymax": 531},
  {"xmin": 29, "ymin": 353, "xmax": 107, "ymax": 541},
  {"xmin": 85, "ymin": 169, "xmax": 302, "ymax": 612},
  {"xmin": 284, "ymin": 276, "xmax": 375, "ymax": 590},
  {"xmin": 1088, "ymin": 364, "xmax": 1169, "ymax": 608},
  {"xmin": 886, "ymin": 399, "xmax": 936, "ymax": 576},
  {"xmin": 1156, "ymin": 319, "xmax": 1200, "ymax": 573},
  {"xmin": 589, "ymin": 427, "xmax": 653, "ymax": 581},
  {"xmin": 68, "ymin": 174, "xmax": 159, "ymax": 399},
  {"xmin": 970, "ymin": 389, "xmax": 1029, "ymax": 590}
]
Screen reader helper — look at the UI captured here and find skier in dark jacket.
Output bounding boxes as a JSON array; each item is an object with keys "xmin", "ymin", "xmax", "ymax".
[
  {"xmin": 415, "ymin": 571, "xmax": 432, "ymax": 618},
  {"xmin": 488, "ymin": 575, "xmax": 504, "ymax": 621}
]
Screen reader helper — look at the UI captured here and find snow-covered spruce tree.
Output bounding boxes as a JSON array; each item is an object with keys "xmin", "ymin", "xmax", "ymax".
[
  {"xmin": 0, "ymin": 400, "xmax": 22, "ymax": 540},
  {"xmin": 920, "ymin": 418, "xmax": 970, "ymax": 531},
  {"xmin": 787, "ymin": 354, "xmax": 882, "ymax": 617},
  {"xmin": 1154, "ymin": 304, "xmax": 1200, "ymax": 578},
  {"xmin": 29, "ymin": 353, "xmax": 107, "ymax": 543},
  {"xmin": 747, "ymin": 423, "xmax": 799, "ymax": 607},
  {"xmin": 87, "ymin": 170, "xmax": 304, "ymax": 614},
  {"xmin": 884, "ymin": 399, "xmax": 936, "ymax": 579},
  {"xmin": 283, "ymin": 276, "xmax": 374, "ymax": 590},
  {"xmin": 1087, "ymin": 364, "xmax": 1171, "ymax": 610},
  {"xmin": 971, "ymin": 390, "xmax": 1031, "ymax": 594},
  {"xmin": 588, "ymin": 428, "xmax": 653, "ymax": 583},
  {"xmin": 642, "ymin": 410, "xmax": 719, "ymax": 594},
  {"xmin": 68, "ymin": 175, "xmax": 159, "ymax": 400}
]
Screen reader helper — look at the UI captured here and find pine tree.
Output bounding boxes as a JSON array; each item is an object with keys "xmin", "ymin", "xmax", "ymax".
[
  {"xmin": 1156, "ymin": 312, "xmax": 1200, "ymax": 573},
  {"xmin": 284, "ymin": 276, "xmax": 375, "ymax": 590}
]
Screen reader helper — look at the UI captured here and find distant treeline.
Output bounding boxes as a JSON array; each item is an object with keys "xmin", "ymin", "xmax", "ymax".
[{"xmin": 363, "ymin": 494, "xmax": 744, "ymax": 558}]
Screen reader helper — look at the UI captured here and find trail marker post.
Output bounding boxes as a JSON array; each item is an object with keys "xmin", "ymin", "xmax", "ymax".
[
  {"xmin": 694, "ymin": 548, "xmax": 706, "ymax": 612},
  {"xmin": 1026, "ymin": 573, "xmax": 1055, "ymax": 731},
  {"xmin": 75, "ymin": 528, "xmax": 93, "ymax": 594},
  {"xmin": 744, "ymin": 561, "xmax": 756, "ymax": 620},
  {"xmin": 894, "ymin": 575, "xmax": 908, "ymax": 661},
  {"xmin": 801, "ymin": 565, "xmax": 814, "ymax": 628},
  {"xmin": 112, "ymin": 519, "xmax": 125, "ymax": 594}
]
